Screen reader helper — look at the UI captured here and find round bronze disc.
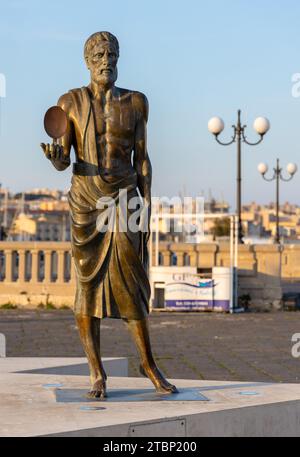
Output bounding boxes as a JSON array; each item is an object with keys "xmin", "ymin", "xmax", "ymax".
[{"xmin": 44, "ymin": 106, "xmax": 68, "ymax": 139}]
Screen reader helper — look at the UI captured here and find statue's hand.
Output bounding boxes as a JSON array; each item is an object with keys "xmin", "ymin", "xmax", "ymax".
[{"xmin": 40, "ymin": 143, "xmax": 70, "ymax": 171}]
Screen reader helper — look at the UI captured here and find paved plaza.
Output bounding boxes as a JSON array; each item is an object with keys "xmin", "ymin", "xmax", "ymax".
[{"xmin": 1, "ymin": 310, "xmax": 300, "ymax": 383}]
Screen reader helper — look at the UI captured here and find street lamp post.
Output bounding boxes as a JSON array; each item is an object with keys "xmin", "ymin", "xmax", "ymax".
[
  {"xmin": 258, "ymin": 159, "xmax": 297, "ymax": 244},
  {"xmin": 208, "ymin": 110, "xmax": 270, "ymax": 243}
]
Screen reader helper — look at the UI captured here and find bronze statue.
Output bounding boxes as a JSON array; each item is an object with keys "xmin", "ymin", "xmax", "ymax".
[{"xmin": 41, "ymin": 31, "xmax": 177, "ymax": 399}]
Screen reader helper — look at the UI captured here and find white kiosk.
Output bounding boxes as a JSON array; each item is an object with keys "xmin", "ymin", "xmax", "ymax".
[
  {"xmin": 151, "ymin": 266, "xmax": 232, "ymax": 312},
  {"xmin": 149, "ymin": 213, "xmax": 239, "ymax": 313}
]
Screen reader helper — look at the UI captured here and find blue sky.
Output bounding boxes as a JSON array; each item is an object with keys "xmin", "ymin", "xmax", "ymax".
[{"xmin": 1, "ymin": 0, "xmax": 300, "ymax": 209}]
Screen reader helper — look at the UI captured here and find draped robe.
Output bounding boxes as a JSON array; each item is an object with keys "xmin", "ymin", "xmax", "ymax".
[{"xmin": 67, "ymin": 87, "xmax": 150, "ymax": 320}]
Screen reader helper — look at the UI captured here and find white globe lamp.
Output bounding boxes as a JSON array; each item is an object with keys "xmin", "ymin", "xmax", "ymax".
[
  {"xmin": 287, "ymin": 163, "xmax": 297, "ymax": 176},
  {"xmin": 254, "ymin": 117, "xmax": 270, "ymax": 136},
  {"xmin": 258, "ymin": 163, "xmax": 268, "ymax": 175},
  {"xmin": 208, "ymin": 117, "xmax": 224, "ymax": 135}
]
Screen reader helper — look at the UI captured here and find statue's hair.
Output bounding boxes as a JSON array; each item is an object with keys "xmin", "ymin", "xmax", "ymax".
[{"xmin": 84, "ymin": 31, "xmax": 119, "ymax": 63}]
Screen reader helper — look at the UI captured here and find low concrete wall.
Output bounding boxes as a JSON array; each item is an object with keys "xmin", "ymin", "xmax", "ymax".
[{"xmin": 0, "ymin": 334, "xmax": 5, "ymax": 357}]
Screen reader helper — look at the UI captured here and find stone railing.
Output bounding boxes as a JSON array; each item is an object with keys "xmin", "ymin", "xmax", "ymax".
[
  {"xmin": 1, "ymin": 241, "xmax": 300, "ymax": 309},
  {"xmin": 0, "ymin": 242, "xmax": 75, "ymax": 307}
]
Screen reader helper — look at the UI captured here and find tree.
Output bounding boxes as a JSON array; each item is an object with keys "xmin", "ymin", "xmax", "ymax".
[{"xmin": 212, "ymin": 217, "xmax": 230, "ymax": 238}]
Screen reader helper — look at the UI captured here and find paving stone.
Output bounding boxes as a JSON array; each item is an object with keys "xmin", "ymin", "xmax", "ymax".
[{"xmin": 1, "ymin": 310, "xmax": 300, "ymax": 381}]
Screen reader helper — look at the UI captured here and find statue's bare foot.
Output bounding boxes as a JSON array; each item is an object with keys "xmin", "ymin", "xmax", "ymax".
[
  {"xmin": 86, "ymin": 379, "xmax": 107, "ymax": 400},
  {"xmin": 140, "ymin": 363, "xmax": 178, "ymax": 394}
]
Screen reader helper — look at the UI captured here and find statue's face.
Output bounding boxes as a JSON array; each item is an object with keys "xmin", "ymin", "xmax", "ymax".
[{"xmin": 87, "ymin": 41, "xmax": 118, "ymax": 86}]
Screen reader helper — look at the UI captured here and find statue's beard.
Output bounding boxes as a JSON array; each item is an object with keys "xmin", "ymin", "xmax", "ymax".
[{"xmin": 92, "ymin": 68, "xmax": 118, "ymax": 86}]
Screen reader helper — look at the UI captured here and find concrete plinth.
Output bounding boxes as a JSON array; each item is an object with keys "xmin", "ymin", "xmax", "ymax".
[
  {"xmin": 0, "ymin": 334, "xmax": 5, "ymax": 357},
  {"xmin": 1, "ymin": 358, "xmax": 300, "ymax": 437},
  {"xmin": 0, "ymin": 357, "xmax": 128, "ymax": 377}
]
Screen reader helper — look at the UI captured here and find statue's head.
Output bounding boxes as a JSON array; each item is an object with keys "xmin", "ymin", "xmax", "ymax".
[{"xmin": 84, "ymin": 31, "xmax": 119, "ymax": 87}]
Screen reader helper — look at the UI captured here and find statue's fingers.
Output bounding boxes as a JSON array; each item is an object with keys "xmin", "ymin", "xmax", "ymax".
[
  {"xmin": 60, "ymin": 148, "xmax": 68, "ymax": 163},
  {"xmin": 49, "ymin": 143, "xmax": 55, "ymax": 160},
  {"xmin": 59, "ymin": 145, "xmax": 65, "ymax": 160},
  {"xmin": 41, "ymin": 143, "xmax": 51, "ymax": 159},
  {"xmin": 41, "ymin": 143, "xmax": 48, "ymax": 157},
  {"xmin": 54, "ymin": 144, "xmax": 60, "ymax": 160}
]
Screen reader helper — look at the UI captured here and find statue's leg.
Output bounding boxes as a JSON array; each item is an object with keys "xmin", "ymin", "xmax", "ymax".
[
  {"xmin": 124, "ymin": 317, "xmax": 178, "ymax": 394},
  {"xmin": 75, "ymin": 314, "xmax": 107, "ymax": 399}
]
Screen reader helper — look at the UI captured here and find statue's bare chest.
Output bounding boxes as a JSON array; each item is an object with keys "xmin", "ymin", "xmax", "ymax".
[{"xmin": 92, "ymin": 94, "xmax": 136, "ymax": 138}]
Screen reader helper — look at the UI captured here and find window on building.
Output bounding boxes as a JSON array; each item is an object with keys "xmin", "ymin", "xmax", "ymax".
[
  {"xmin": 171, "ymin": 252, "xmax": 177, "ymax": 266},
  {"xmin": 184, "ymin": 253, "xmax": 190, "ymax": 266},
  {"xmin": 158, "ymin": 252, "xmax": 163, "ymax": 266}
]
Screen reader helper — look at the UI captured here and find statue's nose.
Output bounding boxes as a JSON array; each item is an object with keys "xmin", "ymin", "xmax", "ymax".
[{"xmin": 104, "ymin": 51, "xmax": 111, "ymax": 62}]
